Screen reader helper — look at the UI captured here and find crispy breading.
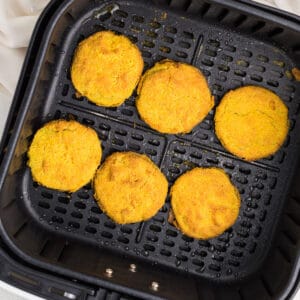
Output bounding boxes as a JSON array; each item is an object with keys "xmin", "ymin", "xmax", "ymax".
[
  {"xmin": 71, "ymin": 31, "xmax": 143, "ymax": 106},
  {"xmin": 28, "ymin": 120, "xmax": 102, "ymax": 192},
  {"xmin": 215, "ymin": 86, "xmax": 289, "ymax": 161},
  {"xmin": 170, "ymin": 167, "xmax": 240, "ymax": 239},
  {"xmin": 136, "ymin": 59, "xmax": 214, "ymax": 134},
  {"xmin": 93, "ymin": 152, "xmax": 168, "ymax": 224}
]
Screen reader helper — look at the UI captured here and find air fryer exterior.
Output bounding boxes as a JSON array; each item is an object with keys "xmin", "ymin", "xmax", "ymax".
[{"xmin": 0, "ymin": 1, "xmax": 299, "ymax": 299}]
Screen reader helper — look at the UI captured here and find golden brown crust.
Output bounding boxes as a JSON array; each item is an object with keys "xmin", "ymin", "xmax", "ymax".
[
  {"xmin": 170, "ymin": 167, "xmax": 241, "ymax": 239},
  {"xmin": 28, "ymin": 120, "xmax": 102, "ymax": 192},
  {"xmin": 136, "ymin": 59, "xmax": 214, "ymax": 134},
  {"xmin": 93, "ymin": 152, "xmax": 168, "ymax": 224},
  {"xmin": 71, "ymin": 31, "xmax": 144, "ymax": 107},
  {"xmin": 214, "ymin": 86, "xmax": 289, "ymax": 161}
]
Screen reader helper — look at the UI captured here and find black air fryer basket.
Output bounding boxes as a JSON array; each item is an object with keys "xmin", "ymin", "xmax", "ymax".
[{"xmin": 0, "ymin": 0, "xmax": 300, "ymax": 299}]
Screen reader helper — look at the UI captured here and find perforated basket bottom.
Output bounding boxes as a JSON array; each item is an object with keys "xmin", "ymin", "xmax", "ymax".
[{"xmin": 21, "ymin": 1, "xmax": 300, "ymax": 280}]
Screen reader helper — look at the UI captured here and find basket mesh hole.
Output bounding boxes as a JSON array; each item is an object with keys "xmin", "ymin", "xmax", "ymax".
[
  {"xmin": 62, "ymin": 84, "xmax": 69, "ymax": 96},
  {"xmin": 128, "ymin": 143, "xmax": 141, "ymax": 151},
  {"xmin": 52, "ymin": 216, "xmax": 63, "ymax": 224},
  {"xmin": 213, "ymin": 255, "xmax": 224, "ymax": 262},
  {"xmin": 82, "ymin": 118, "xmax": 94, "ymax": 126},
  {"xmin": 273, "ymin": 60, "xmax": 285, "ymax": 68},
  {"xmin": 251, "ymin": 21, "xmax": 265, "ymax": 33},
  {"xmin": 163, "ymin": 240, "xmax": 175, "ymax": 247},
  {"xmin": 144, "ymin": 244, "xmax": 155, "ymax": 252},
  {"xmin": 146, "ymin": 31, "xmax": 158, "ymax": 38},
  {"xmin": 200, "ymin": 3, "xmax": 211, "ymax": 16},
  {"xmin": 205, "ymin": 49, "xmax": 217, "ymax": 57},
  {"xmin": 117, "ymin": 236, "xmax": 129, "ymax": 244},
  {"xmin": 104, "ymin": 221, "xmax": 116, "ymax": 229},
  {"xmin": 224, "ymin": 45, "xmax": 236, "ymax": 53},
  {"xmin": 221, "ymin": 54, "xmax": 233, "ymax": 62},
  {"xmin": 130, "ymin": 25, "xmax": 141, "ymax": 33},
  {"xmin": 85, "ymin": 226, "xmax": 97, "ymax": 234},
  {"xmin": 267, "ymin": 80, "xmax": 279, "ymax": 87},
  {"xmin": 77, "ymin": 192, "xmax": 89, "ymax": 200},
  {"xmin": 179, "ymin": 245, "xmax": 191, "ymax": 252},
  {"xmin": 206, "ymin": 157, "xmax": 219, "ymax": 164},
  {"xmin": 218, "ymin": 64, "xmax": 230, "ymax": 72},
  {"xmin": 143, "ymin": 40, "xmax": 155, "ymax": 48},
  {"xmin": 68, "ymin": 221, "xmax": 79, "ymax": 229},
  {"xmin": 160, "ymin": 249, "xmax": 172, "ymax": 257},
  {"xmin": 192, "ymin": 259, "xmax": 204, "ymax": 267},
  {"xmin": 141, "ymin": 50, "xmax": 152, "ymax": 58},
  {"xmin": 132, "ymin": 15, "xmax": 144, "ymax": 23},
  {"xmin": 176, "ymin": 51, "xmax": 188, "ymax": 58},
  {"xmin": 179, "ymin": 41, "xmax": 191, "ymax": 49},
  {"xmin": 74, "ymin": 202, "xmax": 86, "ymax": 209},
  {"xmin": 145, "ymin": 148, "xmax": 157, "ymax": 156},
  {"xmin": 202, "ymin": 59, "xmax": 214, "ymax": 67},
  {"xmin": 71, "ymin": 212, "xmax": 83, "ymax": 219},
  {"xmin": 112, "ymin": 138, "xmax": 124, "ymax": 146},
  {"xmin": 111, "ymin": 19, "xmax": 125, "ymax": 28},
  {"xmin": 268, "ymin": 27, "xmax": 284, "ymax": 37},
  {"xmin": 198, "ymin": 240, "xmax": 210, "ymax": 247},
  {"xmin": 195, "ymin": 250, "xmax": 208, "ymax": 257},
  {"xmin": 166, "ymin": 229, "xmax": 178, "ymax": 237},
  {"xmin": 250, "ymin": 74, "xmax": 263, "ymax": 82},
  {"xmin": 234, "ymin": 14, "xmax": 247, "ymax": 27},
  {"xmin": 239, "ymin": 167, "xmax": 251, "ymax": 175},
  {"xmin": 120, "ymin": 226, "xmax": 133, "ymax": 234},
  {"xmin": 41, "ymin": 191, "xmax": 53, "ymax": 199},
  {"xmin": 249, "ymin": 242, "xmax": 257, "ymax": 253},
  {"xmin": 147, "ymin": 234, "xmax": 158, "ymax": 242},
  {"xmin": 99, "ymin": 12, "xmax": 111, "ymax": 22},
  {"xmin": 93, "ymin": 24, "xmax": 106, "ymax": 31},
  {"xmin": 177, "ymin": 254, "xmax": 188, "ymax": 261},
  {"xmin": 162, "ymin": 36, "xmax": 174, "ymax": 43},
  {"xmin": 169, "ymin": 166, "xmax": 180, "ymax": 174},
  {"xmin": 223, "ymin": 162, "xmax": 234, "ymax": 170},
  {"xmin": 153, "ymin": 216, "xmax": 164, "ymax": 223},
  {"xmin": 164, "ymin": 26, "xmax": 177, "ymax": 34},
  {"xmin": 115, "ymin": 129, "xmax": 127, "ymax": 136},
  {"xmin": 115, "ymin": 10, "xmax": 128, "ymax": 18},
  {"xmin": 236, "ymin": 60, "xmax": 249, "ymax": 67},
  {"xmin": 99, "ymin": 123, "xmax": 111, "ymax": 131},
  {"xmin": 171, "ymin": 156, "xmax": 183, "ymax": 164},
  {"xmin": 150, "ymin": 224, "xmax": 161, "ymax": 232},
  {"xmin": 270, "ymin": 70, "xmax": 283, "ymax": 78},
  {"xmin": 55, "ymin": 206, "xmax": 66, "ymax": 214},
  {"xmin": 212, "ymin": 84, "xmax": 223, "ymax": 92},
  {"xmin": 234, "ymin": 69, "xmax": 246, "ymax": 77},
  {"xmin": 209, "ymin": 264, "xmax": 221, "ymax": 272},
  {"xmin": 88, "ymin": 217, "xmax": 99, "ymax": 224},
  {"xmin": 101, "ymin": 231, "xmax": 113, "ymax": 239},
  {"xmin": 160, "ymin": 46, "xmax": 171, "ymax": 53},
  {"xmin": 228, "ymin": 260, "xmax": 240, "ymax": 267},
  {"xmin": 38, "ymin": 201, "xmax": 50, "ymax": 209},
  {"xmin": 149, "ymin": 21, "xmax": 161, "ymax": 29},
  {"xmin": 58, "ymin": 196, "xmax": 69, "ymax": 204},
  {"xmin": 207, "ymin": 39, "xmax": 220, "ymax": 47}
]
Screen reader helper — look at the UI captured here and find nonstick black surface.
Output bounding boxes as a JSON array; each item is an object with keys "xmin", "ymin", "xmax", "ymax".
[{"xmin": 4, "ymin": 0, "xmax": 300, "ymax": 282}]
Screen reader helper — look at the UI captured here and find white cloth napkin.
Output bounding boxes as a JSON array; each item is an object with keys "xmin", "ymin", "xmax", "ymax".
[
  {"xmin": 0, "ymin": 0, "xmax": 299, "ymax": 138},
  {"xmin": 0, "ymin": 0, "xmax": 49, "ymax": 138}
]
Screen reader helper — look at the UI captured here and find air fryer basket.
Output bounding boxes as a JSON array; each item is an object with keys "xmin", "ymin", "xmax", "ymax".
[{"xmin": 0, "ymin": 0, "xmax": 300, "ymax": 299}]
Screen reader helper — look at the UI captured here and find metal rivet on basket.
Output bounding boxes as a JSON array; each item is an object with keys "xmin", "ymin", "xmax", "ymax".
[
  {"xmin": 105, "ymin": 268, "xmax": 113, "ymax": 278},
  {"xmin": 129, "ymin": 264, "xmax": 137, "ymax": 272},
  {"xmin": 150, "ymin": 281, "xmax": 159, "ymax": 291}
]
